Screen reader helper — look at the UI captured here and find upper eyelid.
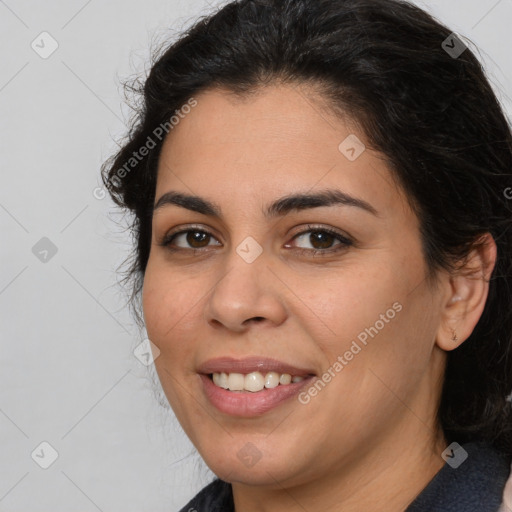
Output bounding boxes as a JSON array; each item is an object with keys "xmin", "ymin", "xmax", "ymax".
[{"xmin": 163, "ymin": 224, "xmax": 219, "ymax": 240}]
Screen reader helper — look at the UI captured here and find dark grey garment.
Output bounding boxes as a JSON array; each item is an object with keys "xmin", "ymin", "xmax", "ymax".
[
  {"xmin": 405, "ymin": 441, "xmax": 511, "ymax": 512},
  {"xmin": 178, "ymin": 441, "xmax": 511, "ymax": 512}
]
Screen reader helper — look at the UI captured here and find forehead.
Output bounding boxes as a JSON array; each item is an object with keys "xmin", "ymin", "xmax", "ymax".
[{"xmin": 155, "ymin": 85, "xmax": 408, "ymax": 219}]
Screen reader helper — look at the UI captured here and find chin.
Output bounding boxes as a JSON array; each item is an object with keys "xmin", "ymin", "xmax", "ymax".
[{"xmin": 201, "ymin": 445, "xmax": 305, "ymax": 487}]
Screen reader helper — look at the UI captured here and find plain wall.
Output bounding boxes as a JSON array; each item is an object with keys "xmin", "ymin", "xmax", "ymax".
[{"xmin": 1, "ymin": 0, "xmax": 511, "ymax": 510}]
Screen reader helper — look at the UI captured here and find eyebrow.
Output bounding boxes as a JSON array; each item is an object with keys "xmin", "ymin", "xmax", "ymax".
[{"xmin": 153, "ymin": 189, "xmax": 378, "ymax": 218}]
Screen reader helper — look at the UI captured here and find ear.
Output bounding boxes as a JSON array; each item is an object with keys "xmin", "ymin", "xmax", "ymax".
[{"xmin": 436, "ymin": 233, "xmax": 497, "ymax": 351}]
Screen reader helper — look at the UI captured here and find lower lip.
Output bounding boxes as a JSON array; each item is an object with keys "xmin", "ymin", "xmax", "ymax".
[{"xmin": 200, "ymin": 374, "xmax": 314, "ymax": 417}]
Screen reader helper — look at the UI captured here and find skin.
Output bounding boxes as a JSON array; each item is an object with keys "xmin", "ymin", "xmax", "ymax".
[{"xmin": 142, "ymin": 83, "xmax": 496, "ymax": 512}]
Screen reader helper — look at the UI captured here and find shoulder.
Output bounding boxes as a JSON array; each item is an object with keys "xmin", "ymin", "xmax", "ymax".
[
  {"xmin": 407, "ymin": 441, "xmax": 512, "ymax": 512},
  {"xmin": 178, "ymin": 478, "xmax": 234, "ymax": 512}
]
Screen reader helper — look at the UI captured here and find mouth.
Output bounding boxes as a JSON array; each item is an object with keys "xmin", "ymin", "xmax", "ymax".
[{"xmin": 197, "ymin": 356, "xmax": 316, "ymax": 416}]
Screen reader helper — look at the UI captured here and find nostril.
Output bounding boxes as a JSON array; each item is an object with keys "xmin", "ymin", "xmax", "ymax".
[{"xmin": 241, "ymin": 316, "xmax": 265, "ymax": 326}]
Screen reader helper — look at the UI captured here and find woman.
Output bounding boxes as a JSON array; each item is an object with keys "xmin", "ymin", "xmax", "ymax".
[{"xmin": 102, "ymin": 0, "xmax": 512, "ymax": 510}]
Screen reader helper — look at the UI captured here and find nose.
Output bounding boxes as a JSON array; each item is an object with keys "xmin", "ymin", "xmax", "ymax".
[{"xmin": 203, "ymin": 250, "xmax": 287, "ymax": 333}]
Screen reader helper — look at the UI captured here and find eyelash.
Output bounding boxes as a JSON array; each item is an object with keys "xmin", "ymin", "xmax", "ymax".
[{"xmin": 158, "ymin": 224, "xmax": 353, "ymax": 257}]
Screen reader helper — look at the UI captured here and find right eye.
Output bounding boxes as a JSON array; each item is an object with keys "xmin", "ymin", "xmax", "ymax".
[{"xmin": 159, "ymin": 227, "xmax": 222, "ymax": 252}]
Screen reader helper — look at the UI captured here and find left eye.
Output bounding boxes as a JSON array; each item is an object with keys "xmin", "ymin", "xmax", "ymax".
[
  {"xmin": 288, "ymin": 228, "xmax": 352, "ymax": 252},
  {"xmin": 160, "ymin": 226, "xmax": 352, "ymax": 254}
]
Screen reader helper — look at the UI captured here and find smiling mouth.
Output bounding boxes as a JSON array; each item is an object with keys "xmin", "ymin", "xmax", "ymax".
[
  {"xmin": 208, "ymin": 371, "xmax": 314, "ymax": 393},
  {"xmin": 200, "ymin": 372, "xmax": 315, "ymax": 417},
  {"xmin": 197, "ymin": 356, "xmax": 317, "ymax": 415}
]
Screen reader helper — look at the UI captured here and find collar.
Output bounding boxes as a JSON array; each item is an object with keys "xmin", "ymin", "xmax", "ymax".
[{"xmin": 405, "ymin": 441, "xmax": 512, "ymax": 512}]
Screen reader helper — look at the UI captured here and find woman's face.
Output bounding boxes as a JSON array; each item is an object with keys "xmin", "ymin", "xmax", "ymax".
[{"xmin": 142, "ymin": 84, "xmax": 449, "ymax": 488}]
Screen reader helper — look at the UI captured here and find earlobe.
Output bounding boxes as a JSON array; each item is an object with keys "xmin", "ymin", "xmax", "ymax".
[{"xmin": 435, "ymin": 233, "xmax": 497, "ymax": 352}]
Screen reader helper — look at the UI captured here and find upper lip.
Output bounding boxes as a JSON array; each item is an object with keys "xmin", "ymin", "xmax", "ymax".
[{"xmin": 197, "ymin": 356, "xmax": 316, "ymax": 377}]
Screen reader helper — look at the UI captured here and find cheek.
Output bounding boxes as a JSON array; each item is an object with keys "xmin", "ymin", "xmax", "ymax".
[
  {"xmin": 141, "ymin": 263, "xmax": 204, "ymax": 418},
  {"xmin": 141, "ymin": 262, "xmax": 201, "ymax": 362},
  {"xmin": 298, "ymin": 262, "xmax": 400, "ymax": 349},
  {"xmin": 307, "ymin": 255, "xmax": 435, "ymax": 399},
  {"xmin": 317, "ymin": 288, "xmax": 437, "ymax": 428}
]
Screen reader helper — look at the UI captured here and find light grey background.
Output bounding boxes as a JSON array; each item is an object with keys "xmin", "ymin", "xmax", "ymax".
[{"xmin": 1, "ymin": 0, "xmax": 511, "ymax": 510}]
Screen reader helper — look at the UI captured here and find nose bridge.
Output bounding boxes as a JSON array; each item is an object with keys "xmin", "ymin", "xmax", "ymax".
[
  {"xmin": 216, "ymin": 235, "xmax": 267, "ymax": 305},
  {"xmin": 204, "ymin": 235, "xmax": 286, "ymax": 330}
]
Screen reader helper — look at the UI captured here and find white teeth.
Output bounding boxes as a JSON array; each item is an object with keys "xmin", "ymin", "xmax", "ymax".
[
  {"xmin": 264, "ymin": 371, "xmax": 280, "ymax": 388},
  {"xmin": 219, "ymin": 372, "xmax": 229, "ymax": 389},
  {"xmin": 213, "ymin": 372, "xmax": 229, "ymax": 389},
  {"xmin": 227, "ymin": 372, "xmax": 244, "ymax": 391},
  {"xmin": 244, "ymin": 372, "xmax": 265, "ymax": 392},
  {"xmin": 279, "ymin": 373, "xmax": 292, "ymax": 385},
  {"xmin": 211, "ymin": 371, "xmax": 307, "ymax": 392}
]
